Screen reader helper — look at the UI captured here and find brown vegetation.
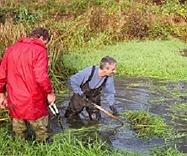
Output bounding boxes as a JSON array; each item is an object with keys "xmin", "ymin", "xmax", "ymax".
[{"xmin": 0, "ymin": 0, "xmax": 186, "ymax": 92}]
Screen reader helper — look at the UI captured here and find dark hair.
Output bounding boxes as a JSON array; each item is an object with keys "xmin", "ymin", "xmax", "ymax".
[
  {"xmin": 28, "ymin": 27, "xmax": 50, "ymax": 41},
  {"xmin": 100, "ymin": 56, "xmax": 117, "ymax": 69}
]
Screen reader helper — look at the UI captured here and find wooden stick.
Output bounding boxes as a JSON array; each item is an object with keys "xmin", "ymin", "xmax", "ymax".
[
  {"xmin": 0, "ymin": 118, "xmax": 8, "ymax": 121},
  {"xmin": 92, "ymin": 103, "xmax": 124, "ymax": 125}
]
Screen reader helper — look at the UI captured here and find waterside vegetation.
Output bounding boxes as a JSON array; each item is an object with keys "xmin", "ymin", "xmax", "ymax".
[
  {"xmin": 0, "ymin": 0, "xmax": 187, "ymax": 92},
  {"xmin": 0, "ymin": 0, "xmax": 187, "ymax": 155}
]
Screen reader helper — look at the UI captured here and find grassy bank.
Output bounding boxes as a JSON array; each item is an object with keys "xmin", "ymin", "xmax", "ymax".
[
  {"xmin": 0, "ymin": 126, "xmax": 141, "ymax": 156},
  {"xmin": 0, "ymin": 121, "xmax": 184, "ymax": 156},
  {"xmin": 63, "ymin": 39, "xmax": 187, "ymax": 80}
]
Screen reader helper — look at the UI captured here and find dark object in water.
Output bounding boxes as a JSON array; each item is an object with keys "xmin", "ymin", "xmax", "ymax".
[{"xmin": 180, "ymin": 49, "xmax": 187, "ymax": 57}]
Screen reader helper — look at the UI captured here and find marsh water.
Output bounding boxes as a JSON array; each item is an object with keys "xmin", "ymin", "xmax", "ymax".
[{"xmin": 50, "ymin": 77, "xmax": 187, "ymax": 154}]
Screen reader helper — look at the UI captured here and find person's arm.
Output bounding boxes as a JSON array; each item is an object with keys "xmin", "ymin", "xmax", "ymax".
[
  {"xmin": 0, "ymin": 50, "xmax": 8, "ymax": 108},
  {"xmin": 69, "ymin": 67, "xmax": 92, "ymax": 95},
  {"xmin": 0, "ymin": 50, "xmax": 8, "ymax": 93},
  {"xmin": 103, "ymin": 76, "xmax": 115, "ymax": 104},
  {"xmin": 103, "ymin": 76, "xmax": 117, "ymax": 114},
  {"xmin": 33, "ymin": 49, "xmax": 55, "ymax": 103}
]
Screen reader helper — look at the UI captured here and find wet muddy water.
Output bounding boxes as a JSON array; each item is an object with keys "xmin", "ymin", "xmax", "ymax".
[{"xmin": 50, "ymin": 77, "xmax": 187, "ymax": 154}]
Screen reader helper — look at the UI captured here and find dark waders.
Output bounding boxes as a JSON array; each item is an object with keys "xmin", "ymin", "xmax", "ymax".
[{"xmin": 64, "ymin": 66, "xmax": 108, "ymax": 120}]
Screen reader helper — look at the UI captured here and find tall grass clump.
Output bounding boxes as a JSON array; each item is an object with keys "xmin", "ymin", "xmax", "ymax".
[
  {"xmin": 0, "ymin": 19, "xmax": 29, "ymax": 51},
  {"xmin": 121, "ymin": 110, "xmax": 172, "ymax": 140},
  {"xmin": 0, "ymin": 109, "xmax": 9, "ymax": 122},
  {"xmin": 119, "ymin": 109, "xmax": 184, "ymax": 155}
]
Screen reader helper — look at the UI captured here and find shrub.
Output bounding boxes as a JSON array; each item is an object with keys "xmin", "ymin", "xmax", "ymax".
[{"xmin": 13, "ymin": 7, "xmax": 39, "ymax": 24}]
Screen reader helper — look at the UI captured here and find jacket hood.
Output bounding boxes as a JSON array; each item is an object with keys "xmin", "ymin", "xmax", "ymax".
[{"xmin": 18, "ymin": 38, "xmax": 46, "ymax": 49}]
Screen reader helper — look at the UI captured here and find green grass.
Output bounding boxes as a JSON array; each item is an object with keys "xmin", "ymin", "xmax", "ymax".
[
  {"xmin": 121, "ymin": 110, "xmax": 172, "ymax": 140},
  {"xmin": 0, "ymin": 1, "xmax": 187, "ymax": 155},
  {"xmin": 169, "ymin": 102, "xmax": 187, "ymax": 125},
  {"xmin": 120, "ymin": 110, "xmax": 185, "ymax": 156},
  {"xmin": 63, "ymin": 39, "xmax": 187, "ymax": 80},
  {"xmin": 151, "ymin": 146, "xmax": 184, "ymax": 156},
  {"xmin": 0, "ymin": 127, "xmax": 140, "ymax": 156},
  {"xmin": 0, "ymin": 121, "xmax": 183, "ymax": 156}
]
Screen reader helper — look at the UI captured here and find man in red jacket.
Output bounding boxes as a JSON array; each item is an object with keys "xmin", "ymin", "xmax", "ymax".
[{"xmin": 0, "ymin": 27, "xmax": 56, "ymax": 142}]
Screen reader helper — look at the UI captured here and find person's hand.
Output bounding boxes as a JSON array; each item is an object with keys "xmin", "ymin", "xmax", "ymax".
[
  {"xmin": 47, "ymin": 92, "xmax": 56, "ymax": 104},
  {"xmin": 80, "ymin": 94, "xmax": 95, "ymax": 109},
  {"xmin": 80, "ymin": 94, "xmax": 88, "ymax": 102},
  {"xmin": 0, "ymin": 93, "xmax": 7, "ymax": 109},
  {"xmin": 109, "ymin": 104, "xmax": 118, "ymax": 115}
]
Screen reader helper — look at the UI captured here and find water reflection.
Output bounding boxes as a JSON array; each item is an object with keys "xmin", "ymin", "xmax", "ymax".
[{"xmin": 51, "ymin": 77, "xmax": 187, "ymax": 153}]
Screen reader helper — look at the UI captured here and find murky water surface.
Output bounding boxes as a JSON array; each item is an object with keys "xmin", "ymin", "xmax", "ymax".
[{"xmin": 50, "ymin": 77, "xmax": 187, "ymax": 154}]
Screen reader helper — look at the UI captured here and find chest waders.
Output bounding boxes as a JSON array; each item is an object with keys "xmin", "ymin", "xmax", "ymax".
[{"xmin": 64, "ymin": 66, "xmax": 108, "ymax": 120}]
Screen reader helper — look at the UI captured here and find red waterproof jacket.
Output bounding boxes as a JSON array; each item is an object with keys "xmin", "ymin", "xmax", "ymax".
[{"xmin": 0, "ymin": 38, "xmax": 53, "ymax": 120}]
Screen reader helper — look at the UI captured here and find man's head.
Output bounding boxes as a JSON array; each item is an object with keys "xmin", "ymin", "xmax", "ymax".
[
  {"xmin": 99, "ymin": 56, "xmax": 117, "ymax": 76},
  {"xmin": 28, "ymin": 27, "xmax": 51, "ymax": 44}
]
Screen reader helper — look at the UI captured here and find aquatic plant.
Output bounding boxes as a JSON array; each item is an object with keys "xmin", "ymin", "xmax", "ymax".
[
  {"xmin": 151, "ymin": 146, "xmax": 184, "ymax": 156},
  {"xmin": 63, "ymin": 39, "xmax": 187, "ymax": 81},
  {"xmin": 121, "ymin": 110, "xmax": 172, "ymax": 139}
]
